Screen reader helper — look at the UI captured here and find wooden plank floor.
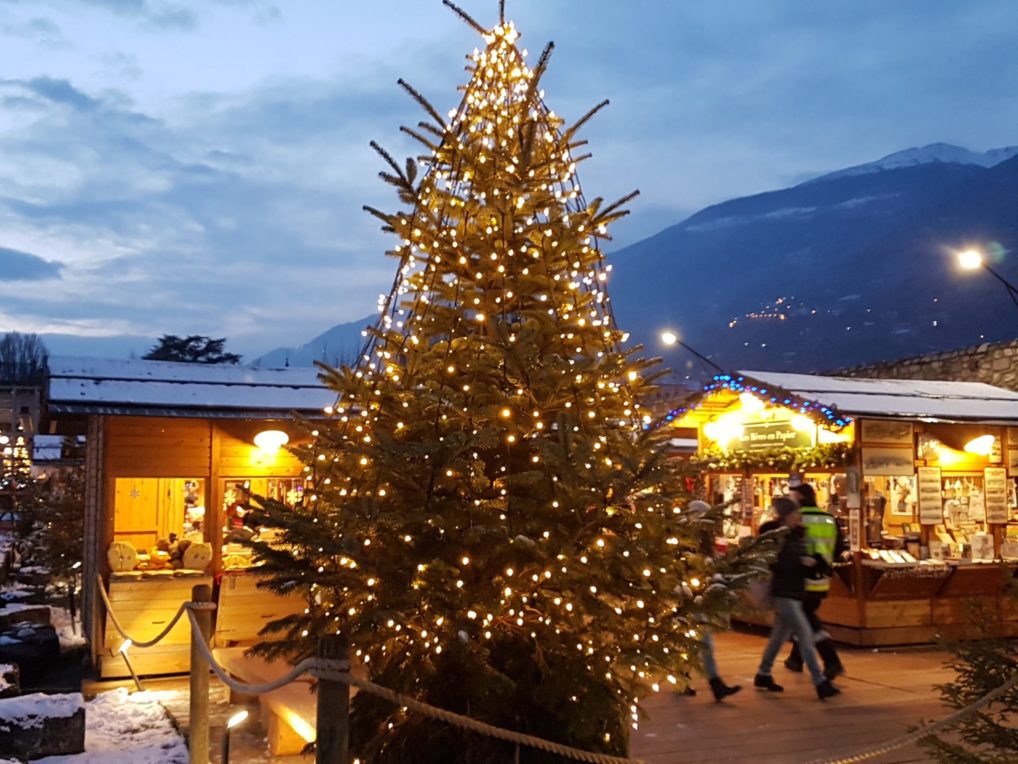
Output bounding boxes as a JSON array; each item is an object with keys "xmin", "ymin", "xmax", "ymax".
[
  {"xmin": 631, "ymin": 631, "xmax": 953, "ymax": 764},
  {"xmin": 87, "ymin": 630, "xmax": 955, "ymax": 763}
]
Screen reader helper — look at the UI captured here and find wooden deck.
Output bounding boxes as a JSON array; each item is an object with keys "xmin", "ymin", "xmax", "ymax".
[
  {"xmin": 631, "ymin": 631, "xmax": 953, "ymax": 764},
  {"xmin": 87, "ymin": 630, "xmax": 955, "ymax": 763}
]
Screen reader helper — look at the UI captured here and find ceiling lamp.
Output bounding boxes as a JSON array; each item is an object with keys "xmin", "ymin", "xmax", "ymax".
[
  {"xmin": 254, "ymin": 429, "xmax": 289, "ymax": 452},
  {"xmin": 963, "ymin": 434, "xmax": 995, "ymax": 456}
]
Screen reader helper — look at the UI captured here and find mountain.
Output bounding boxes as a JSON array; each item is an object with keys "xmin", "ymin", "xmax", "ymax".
[
  {"xmin": 607, "ymin": 144, "xmax": 1018, "ymax": 377},
  {"xmin": 253, "ymin": 315, "xmax": 373, "ymax": 368},
  {"xmin": 817, "ymin": 142, "xmax": 1018, "ymax": 181}
]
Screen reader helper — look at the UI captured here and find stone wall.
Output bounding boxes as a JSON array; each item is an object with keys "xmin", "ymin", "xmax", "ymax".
[{"xmin": 835, "ymin": 339, "xmax": 1018, "ymax": 391}]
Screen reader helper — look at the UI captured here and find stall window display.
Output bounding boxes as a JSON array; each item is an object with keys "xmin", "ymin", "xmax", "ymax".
[
  {"xmin": 708, "ymin": 472, "xmax": 847, "ymax": 541},
  {"xmin": 862, "ymin": 475, "xmax": 917, "ymax": 545},
  {"xmin": 110, "ymin": 476, "xmax": 212, "ymax": 572},
  {"xmin": 221, "ymin": 476, "xmax": 304, "ymax": 569}
]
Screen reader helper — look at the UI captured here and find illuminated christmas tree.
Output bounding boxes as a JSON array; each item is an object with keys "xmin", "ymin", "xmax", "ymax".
[{"xmin": 252, "ymin": 3, "xmax": 769, "ymax": 760}]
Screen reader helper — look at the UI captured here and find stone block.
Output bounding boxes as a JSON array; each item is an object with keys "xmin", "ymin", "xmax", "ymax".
[
  {"xmin": 0, "ymin": 664, "xmax": 18, "ymax": 698},
  {"xmin": 0, "ymin": 692, "xmax": 85, "ymax": 759},
  {"xmin": 0, "ymin": 606, "xmax": 50, "ymax": 631}
]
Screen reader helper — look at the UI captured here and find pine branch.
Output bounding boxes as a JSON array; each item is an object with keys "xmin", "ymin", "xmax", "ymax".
[
  {"xmin": 564, "ymin": 99, "xmax": 609, "ymax": 143},
  {"xmin": 591, "ymin": 190, "xmax": 640, "ymax": 232},
  {"xmin": 370, "ymin": 140, "xmax": 405, "ymax": 180},
  {"xmin": 362, "ymin": 205, "xmax": 395, "ymax": 229},
  {"xmin": 398, "ymin": 78, "xmax": 448, "ymax": 132},
  {"xmin": 399, "ymin": 125, "xmax": 442, "ymax": 155},
  {"xmin": 441, "ymin": 0, "xmax": 487, "ymax": 35}
]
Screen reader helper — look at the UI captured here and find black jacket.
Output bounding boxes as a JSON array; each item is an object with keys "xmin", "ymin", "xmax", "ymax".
[{"xmin": 758, "ymin": 520, "xmax": 811, "ymax": 600}]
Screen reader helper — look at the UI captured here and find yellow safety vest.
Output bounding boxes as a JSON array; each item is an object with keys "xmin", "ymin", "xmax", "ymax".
[{"xmin": 801, "ymin": 507, "xmax": 838, "ymax": 593}]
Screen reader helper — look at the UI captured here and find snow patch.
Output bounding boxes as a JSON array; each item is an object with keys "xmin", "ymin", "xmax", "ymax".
[
  {"xmin": 0, "ymin": 692, "xmax": 83, "ymax": 727},
  {"xmin": 37, "ymin": 688, "xmax": 188, "ymax": 763},
  {"xmin": 50, "ymin": 606, "xmax": 87, "ymax": 650},
  {"xmin": 816, "ymin": 143, "xmax": 1018, "ymax": 182}
]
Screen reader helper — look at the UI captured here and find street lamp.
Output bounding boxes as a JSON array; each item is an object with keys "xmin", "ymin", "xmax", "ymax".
[
  {"xmin": 659, "ymin": 330, "xmax": 723, "ymax": 373},
  {"xmin": 957, "ymin": 248, "xmax": 1018, "ymax": 310}
]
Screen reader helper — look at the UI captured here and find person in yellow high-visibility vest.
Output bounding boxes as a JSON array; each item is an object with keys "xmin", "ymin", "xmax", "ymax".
[{"xmin": 784, "ymin": 482, "xmax": 847, "ymax": 680}]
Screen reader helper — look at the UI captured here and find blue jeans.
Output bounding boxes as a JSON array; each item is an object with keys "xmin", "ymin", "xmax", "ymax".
[
  {"xmin": 702, "ymin": 631, "xmax": 718, "ymax": 680},
  {"xmin": 758, "ymin": 597, "xmax": 825, "ymax": 685}
]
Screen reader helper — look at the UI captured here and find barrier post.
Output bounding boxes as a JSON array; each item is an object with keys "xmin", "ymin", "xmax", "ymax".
[
  {"xmin": 189, "ymin": 585, "xmax": 213, "ymax": 764},
  {"xmin": 316, "ymin": 635, "xmax": 349, "ymax": 764}
]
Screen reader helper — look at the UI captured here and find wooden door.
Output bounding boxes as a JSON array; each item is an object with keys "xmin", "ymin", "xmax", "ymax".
[{"xmin": 113, "ymin": 478, "xmax": 160, "ymax": 552}]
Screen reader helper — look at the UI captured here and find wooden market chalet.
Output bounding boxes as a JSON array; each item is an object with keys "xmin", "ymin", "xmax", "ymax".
[{"xmin": 665, "ymin": 370, "xmax": 1018, "ymax": 645}]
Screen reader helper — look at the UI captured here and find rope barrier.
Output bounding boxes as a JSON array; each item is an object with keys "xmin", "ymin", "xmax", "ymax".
[
  {"xmin": 96, "ymin": 574, "xmax": 216, "ymax": 649},
  {"xmin": 98, "ymin": 580, "xmax": 1018, "ymax": 764},
  {"xmin": 183, "ymin": 608, "xmax": 644, "ymax": 764},
  {"xmin": 808, "ymin": 669, "xmax": 1018, "ymax": 764}
]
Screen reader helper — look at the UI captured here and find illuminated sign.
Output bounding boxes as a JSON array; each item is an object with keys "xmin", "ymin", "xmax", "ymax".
[{"xmin": 730, "ymin": 420, "xmax": 813, "ymax": 452}]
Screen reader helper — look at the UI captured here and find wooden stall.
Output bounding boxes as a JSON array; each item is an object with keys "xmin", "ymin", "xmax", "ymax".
[
  {"xmin": 666, "ymin": 370, "xmax": 1018, "ymax": 645},
  {"xmin": 44, "ymin": 356, "xmax": 334, "ymax": 677}
]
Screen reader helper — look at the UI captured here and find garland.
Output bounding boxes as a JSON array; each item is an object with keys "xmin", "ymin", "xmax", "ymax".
[{"xmin": 689, "ymin": 442, "xmax": 858, "ymax": 472}]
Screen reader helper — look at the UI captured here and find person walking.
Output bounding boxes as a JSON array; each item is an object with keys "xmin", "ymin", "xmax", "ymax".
[
  {"xmin": 679, "ymin": 500, "xmax": 742, "ymax": 702},
  {"xmin": 784, "ymin": 482, "xmax": 846, "ymax": 680},
  {"xmin": 755, "ymin": 497, "xmax": 840, "ymax": 700}
]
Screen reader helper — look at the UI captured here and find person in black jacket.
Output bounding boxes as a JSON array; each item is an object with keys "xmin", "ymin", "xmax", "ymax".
[{"xmin": 754, "ymin": 497, "xmax": 840, "ymax": 700}]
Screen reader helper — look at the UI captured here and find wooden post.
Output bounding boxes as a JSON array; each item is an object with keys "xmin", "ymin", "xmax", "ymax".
[
  {"xmin": 189, "ymin": 584, "xmax": 213, "ymax": 764},
  {"xmin": 316, "ymin": 635, "xmax": 349, "ymax": 764}
]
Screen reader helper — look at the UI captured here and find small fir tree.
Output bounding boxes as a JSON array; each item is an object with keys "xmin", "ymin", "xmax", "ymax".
[
  {"xmin": 251, "ymin": 3, "xmax": 770, "ymax": 761},
  {"xmin": 26, "ymin": 461, "xmax": 86, "ymax": 581},
  {"xmin": 921, "ymin": 596, "xmax": 1018, "ymax": 762}
]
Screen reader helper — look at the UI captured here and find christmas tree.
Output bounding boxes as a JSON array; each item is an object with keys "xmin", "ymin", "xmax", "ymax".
[
  {"xmin": 251, "ymin": 3, "xmax": 769, "ymax": 760},
  {"xmin": 921, "ymin": 598, "xmax": 1018, "ymax": 762}
]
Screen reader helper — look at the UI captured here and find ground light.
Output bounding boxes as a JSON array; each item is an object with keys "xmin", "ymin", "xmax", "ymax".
[
  {"xmin": 221, "ymin": 709, "xmax": 250, "ymax": 764},
  {"xmin": 119, "ymin": 640, "xmax": 143, "ymax": 692}
]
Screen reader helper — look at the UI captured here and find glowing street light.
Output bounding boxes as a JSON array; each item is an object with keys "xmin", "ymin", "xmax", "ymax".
[
  {"xmin": 956, "ymin": 246, "xmax": 1018, "ymax": 311},
  {"xmin": 957, "ymin": 249, "xmax": 983, "ymax": 271},
  {"xmin": 658, "ymin": 329, "xmax": 723, "ymax": 373}
]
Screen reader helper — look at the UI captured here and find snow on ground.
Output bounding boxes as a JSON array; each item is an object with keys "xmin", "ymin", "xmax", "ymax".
[
  {"xmin": 49, "ymin": 605, "xmax": 88, "ymax": 650},
  {"xmin": 37, "ymin": 688, "xmax": 188, "ymax": 763}
]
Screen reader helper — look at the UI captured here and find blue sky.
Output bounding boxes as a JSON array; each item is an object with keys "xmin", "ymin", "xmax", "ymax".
[{"xmin": 1, "ymin": 0, "xmax": 1017, "ymax": 358}]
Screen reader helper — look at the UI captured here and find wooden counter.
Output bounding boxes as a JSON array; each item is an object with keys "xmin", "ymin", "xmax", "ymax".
[
  {"xmin": 100, "ymin": 571, "xmax": 212, "ymax": 678},
  {"xmin": 823, "ymin": 559, "xmax": 1018, "ymax": 646}
]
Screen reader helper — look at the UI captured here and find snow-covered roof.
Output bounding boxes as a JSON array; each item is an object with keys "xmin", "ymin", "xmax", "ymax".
[
  {"xmin": 47, "ymin": 356, "xmax": 335, "ymax": 418},
  {"xmin": 738, "ymin": 370, "xmax": 1018, "ymax": 423}
]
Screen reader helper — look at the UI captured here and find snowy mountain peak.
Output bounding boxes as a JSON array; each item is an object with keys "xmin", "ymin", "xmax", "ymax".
[{"xmin": 815, "ymin": 143, "xmax": 1018, "ymax": 182}]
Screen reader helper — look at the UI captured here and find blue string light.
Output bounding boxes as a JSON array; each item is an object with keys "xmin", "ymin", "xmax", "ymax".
[{"xmin": 658, "ymin": 373, "xmax": 852, "ymax": 431}]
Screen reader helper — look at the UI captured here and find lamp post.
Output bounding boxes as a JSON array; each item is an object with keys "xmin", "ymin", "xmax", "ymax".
[
  {"xmin": 957, "ymin": 248, "xmax": 1018, "ymax": 311},
  {"xmin": 221, "ymin": 709, "xmax": 249, "ymax": 764},
  {"xmin": 660, "ymin": 330, "xmax": 724, "ymax": 373}
]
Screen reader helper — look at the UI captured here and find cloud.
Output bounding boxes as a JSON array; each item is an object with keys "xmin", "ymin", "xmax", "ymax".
[
  {"xmin": 78, "ymin": 0, "xmax": 197, "ymax": 30},
  {"xmin": 0, "ymin": 65, "xmax": 432, "ymax": 353},
  {"xmin": 0, "ymin": 16, "xmax": 69, "ymax": 48},
  {"xmin": 0, "ymin": 246, "xmax": 62, "ymax": 280}
]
